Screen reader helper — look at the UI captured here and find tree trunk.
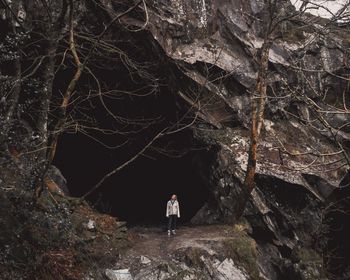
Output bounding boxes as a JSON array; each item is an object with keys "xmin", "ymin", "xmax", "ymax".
[
  {"xmin": 34, "ymin": 41, "xmax": 57, "ymax": 197},
  {"xmin": 244, "ymin": 40, "xmax": 271, "ymax": 193}
]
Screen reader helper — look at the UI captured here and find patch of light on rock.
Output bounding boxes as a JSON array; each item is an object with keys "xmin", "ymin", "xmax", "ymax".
[
  {"xmin": 292, "ymin": 0, "xmax": 349, "ymax": 18},
  {"xmin": 198, "ymin": 0, "xmax": 208, "ymax": 27}
]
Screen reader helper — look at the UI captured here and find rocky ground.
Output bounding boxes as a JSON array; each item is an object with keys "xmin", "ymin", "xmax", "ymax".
[
  {"xmin": 106, "ymin": 224, "xmax": 262, "ymax": 280},
  {"xmin": 104, "ymin": 222, "xmax": 325, "ymax": 280}
]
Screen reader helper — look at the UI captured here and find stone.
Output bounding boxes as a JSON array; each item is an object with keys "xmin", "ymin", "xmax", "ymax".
[
  {"xmin": 105, "ymin": 269, "xmax": 133, "ymax": 280},
  {"xmin": 140, "ymin": 255, "xmax": 151, "ymax": 265},
  {"xmin": 86, "ymin": 219, "xmax": 96, "ymax": 230}
]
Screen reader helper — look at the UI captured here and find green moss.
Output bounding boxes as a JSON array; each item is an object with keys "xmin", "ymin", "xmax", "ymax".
[
  {"xmin": 223, "ymin": 233, "xmax": 262, "ymax": 280},
  {"xmin": 232, "ymin": 219, "xmax": 251, "ymax": 233},
  {"xmin": 294, "ymin": 247, "xmax": 322, "ymax": 264}
]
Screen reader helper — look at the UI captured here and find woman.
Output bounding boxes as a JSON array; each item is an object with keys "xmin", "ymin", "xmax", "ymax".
[{"xmin": 166, "ymin": 194, "xmax": 180, "ymax": 236}]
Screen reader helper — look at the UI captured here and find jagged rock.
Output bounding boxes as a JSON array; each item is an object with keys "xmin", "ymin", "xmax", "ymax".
[
  {"xmin": 123, "ymin": 1, "xmax": 348, "ymax": 278},
  {"xmin": 215, "ymin": 258, "xmax": 248, "ymax": 280}
]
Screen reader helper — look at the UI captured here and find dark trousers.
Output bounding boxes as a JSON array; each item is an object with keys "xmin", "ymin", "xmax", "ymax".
[{"xmin": 168, "ymin": 215, "xmax": 177, "ymax": 231}]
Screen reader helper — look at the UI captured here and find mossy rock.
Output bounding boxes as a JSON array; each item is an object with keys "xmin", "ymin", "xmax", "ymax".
[
  {"xmin": 233, "ymin": 219, "xmax": 251, "ymax": 233},
  {"xmin": 223, "ymin": 233, "xmax": 262, "ymax": 280}
]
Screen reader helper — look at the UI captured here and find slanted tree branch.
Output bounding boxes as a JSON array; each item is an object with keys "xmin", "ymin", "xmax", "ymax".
[{"xmin": 81, "ymin": 128, "xmax": 166, "ymax": 199}]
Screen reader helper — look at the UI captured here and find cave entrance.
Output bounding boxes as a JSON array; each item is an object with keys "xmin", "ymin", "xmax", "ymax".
[
  {"xmin": 53, "ymin": 132, "xmax": 212, "ymax": 226},
  {"xmin": 99, "ymin": 151, "xmax": 211, "ymax": 225}
]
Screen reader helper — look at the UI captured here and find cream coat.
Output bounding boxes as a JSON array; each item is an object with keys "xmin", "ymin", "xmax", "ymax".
[{"xmin": 166, "ymin": 200, "xmax": 180, "ymax": 218}]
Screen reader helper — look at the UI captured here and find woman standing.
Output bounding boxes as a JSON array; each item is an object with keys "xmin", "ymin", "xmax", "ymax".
[{"xmin": 166, "ymin": 194, "xmax": 180, "ymax": 236}]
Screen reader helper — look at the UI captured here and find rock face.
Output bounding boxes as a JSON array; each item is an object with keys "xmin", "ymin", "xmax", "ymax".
[
  {"xmin": 121, "ymin": 0, "xmax": 350, "ymax": 223},
  {"xmin": 113, "ymin": 0, "xmax": 349, "ymax": 278}
]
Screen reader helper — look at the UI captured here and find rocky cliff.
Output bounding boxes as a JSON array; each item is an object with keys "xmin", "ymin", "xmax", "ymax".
[{"xmin": 114, "ymin": 0, "xmax": 350, "ymax": 279}]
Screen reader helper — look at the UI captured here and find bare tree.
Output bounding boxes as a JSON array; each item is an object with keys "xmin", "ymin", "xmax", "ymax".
[
  {"xmin": 244, "ymin": 0, "xmax": 299, "ymax": 195},
  {"xmin": 0, "ymin": 1, "xmax": 156, "ymax": 197},
  {"xmin": 0, "ymin": 0, "xmax": 204, "ymax": 201},
  {"xmin": 243, "ymin": 0, "xmax": 350, "ymax": 197}
]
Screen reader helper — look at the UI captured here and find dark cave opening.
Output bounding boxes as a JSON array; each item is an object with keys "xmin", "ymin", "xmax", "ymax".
[
  {"xmin": 48, "ymin": 25, "xmax": 218, "ymax": 226},
  {"xmin": 53, "ymin": 131, "xmax": 213, "ymax": 226}
]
